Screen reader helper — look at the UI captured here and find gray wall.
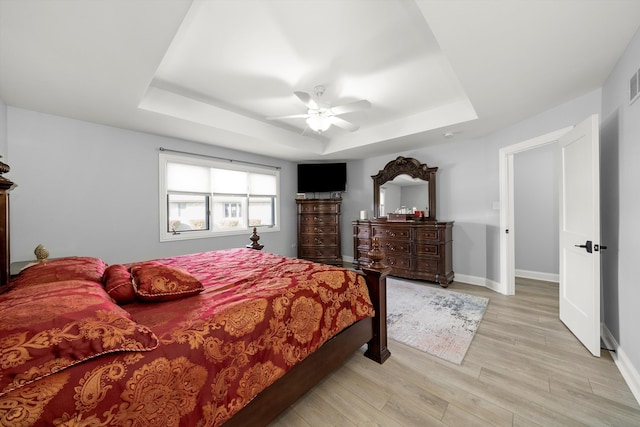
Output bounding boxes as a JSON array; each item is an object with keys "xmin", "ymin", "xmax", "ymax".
[
  {"xmin": 6, "ymin": 107, "xmax": 298, "ymax": 264},
  {"xmin": 342, "ymin": 89, "xmax": 601, "ymax": 285},
  {"xmin": 601, "ymin": 27, "xmax": 640, "ymax": 380},
  {"xmin": 7, "ymin": 94, "xmax": 598, "ymax": 281},
  {"xmin": 514, "ymin": 144, "xmax": 558, "ymax": 276},
  {"xmin": 0, "ymin": 99, "xmax": 6, "ymax": 158},
  {"xmin": 6, "ymin": 90, "xmax": 601, "ymax": 283}
]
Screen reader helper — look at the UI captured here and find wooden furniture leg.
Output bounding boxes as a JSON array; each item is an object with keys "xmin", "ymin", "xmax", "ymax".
[{"xmin": 361, "ymin": 236, "xmax": 391, "ymax": 363}]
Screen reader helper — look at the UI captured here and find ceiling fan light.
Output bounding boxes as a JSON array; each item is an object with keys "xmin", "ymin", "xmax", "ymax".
[{"xmin": 306, "ymin": 115, "xmax": 331, "ymax": 132}]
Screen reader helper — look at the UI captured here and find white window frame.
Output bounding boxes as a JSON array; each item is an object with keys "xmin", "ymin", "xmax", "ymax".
[{"xmin": 159, "ymin": 153, "xmax": 280, "ymax": 242}]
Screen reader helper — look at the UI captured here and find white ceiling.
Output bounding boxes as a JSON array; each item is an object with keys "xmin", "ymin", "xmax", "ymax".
[{"xmin": 1, "ymin": 0, "xmax": 639, "ymax": 161}]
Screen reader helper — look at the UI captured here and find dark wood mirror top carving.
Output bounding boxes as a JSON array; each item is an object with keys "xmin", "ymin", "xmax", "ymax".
[
  {"xmin": 372, "ymin": 156, "xmax": 437, "ymax": 220},
  {"xmin": 372, "ymin": 156, "xmax": 438, "ymax": 183}
]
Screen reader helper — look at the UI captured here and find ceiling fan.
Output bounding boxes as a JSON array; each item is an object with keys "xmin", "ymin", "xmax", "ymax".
[{"xmin": 267, "ymin": 85, "xmax": 371, "ymax": 133}]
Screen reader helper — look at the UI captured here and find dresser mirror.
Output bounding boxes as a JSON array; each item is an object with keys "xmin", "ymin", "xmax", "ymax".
[{"xmin": 372, "ymin": 156, "xmax": 437, "ymax": 220}]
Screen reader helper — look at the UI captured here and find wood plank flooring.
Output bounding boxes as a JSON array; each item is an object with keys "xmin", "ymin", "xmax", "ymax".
[{"xmin": 270, "ymin": 278, "xmax": 640, "ymax": 426}]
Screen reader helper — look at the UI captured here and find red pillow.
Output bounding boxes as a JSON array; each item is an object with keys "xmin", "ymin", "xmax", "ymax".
[
  {"xmin": 103, "ymin": 264, "xmax": 135, "ymax": 305},
  {"xmin": 11, "ymin": 256, "xmax": 107, "ymax": 289},
  {"xmin": 131, "ymin": 264, "xmax": 203, "ymax": 302},
  {"xmin": 0, "ymin": 280, "xmax": 158, "ymax": 397}
]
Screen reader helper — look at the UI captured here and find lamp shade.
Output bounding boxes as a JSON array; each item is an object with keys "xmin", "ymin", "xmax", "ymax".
[{"xmin": 306, "ymin": 115, "xmax": 331, "ymax": 132}]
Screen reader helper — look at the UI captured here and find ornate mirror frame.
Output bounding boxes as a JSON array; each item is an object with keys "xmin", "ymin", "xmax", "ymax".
[{"xmin": 372, "ymin": 156, "xmax": 438, "ymax": 220}]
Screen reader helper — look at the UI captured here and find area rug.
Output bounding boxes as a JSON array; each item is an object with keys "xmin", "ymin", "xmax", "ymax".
[{"xmin": 386, "ymin": 278, "xmax": 489, "ymax": 364}]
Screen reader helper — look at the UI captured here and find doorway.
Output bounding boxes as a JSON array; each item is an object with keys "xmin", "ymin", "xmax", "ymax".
[
  {"xmin": 498, "ymin": 126, "xmax": 573, "ymax": 295},
  {"xmin": 499, "ymin": 117, "xmax": 602, "ymax": 356}
]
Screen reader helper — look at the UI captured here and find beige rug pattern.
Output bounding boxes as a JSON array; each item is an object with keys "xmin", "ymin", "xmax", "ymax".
[{"xmin": 386, "ymin": 278, "xmax": 489, "ymax": 364}]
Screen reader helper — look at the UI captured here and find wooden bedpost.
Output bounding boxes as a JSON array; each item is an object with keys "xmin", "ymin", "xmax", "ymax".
[
  {"xmin": 361, "ymin": 236, "xmax": 391, "ymax": 364},
  {"xmin": 246, "ymin": 227, "xmax": 264, "ymax": 250},
  {"xmin": 0, "ymin": 158, "xmax": 15, "ymax": 287}
]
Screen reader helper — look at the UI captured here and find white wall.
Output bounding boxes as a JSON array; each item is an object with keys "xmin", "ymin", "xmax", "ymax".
[
  {"xmin": 7, "ymin": 108, "xmax": 298, "ymax": 264},
  {"xmin": 601, "ymin": 26, "xmax": 640, "ymax": 394}
]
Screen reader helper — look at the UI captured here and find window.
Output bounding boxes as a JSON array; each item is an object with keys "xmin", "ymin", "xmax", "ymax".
[
  {"xmin": 168, "ymin": 194, "xmax": 209, "ymax": 231},
  {"xmin": 160, "ymin": 153, "xmax": 280, "ymax": 241}
]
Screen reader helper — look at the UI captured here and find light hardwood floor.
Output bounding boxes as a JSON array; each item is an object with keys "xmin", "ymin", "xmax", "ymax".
[{"xmin": 270, "ymin": 278, "xmax": 640, "ymax": 426}]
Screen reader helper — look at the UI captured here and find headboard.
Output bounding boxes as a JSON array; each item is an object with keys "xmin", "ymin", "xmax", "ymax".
[{"xmin": 0, "ymin": 158, "xmax": 15, "ymax": 286}]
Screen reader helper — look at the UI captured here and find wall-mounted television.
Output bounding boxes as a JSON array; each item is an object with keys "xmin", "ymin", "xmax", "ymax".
[{"xmin": 297, "ymin": 162, "xmax": 347, "ymax": 193}]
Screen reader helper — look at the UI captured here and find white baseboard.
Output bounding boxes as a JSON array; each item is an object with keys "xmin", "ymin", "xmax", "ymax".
[
  {"xmin": 601, "ymin": 325, "xmax": 640, "ymax": 406},
  {"xmin": 342, "ymin": 255, "xmax": 354, "ymax": 265},
  {"xmin": 453, "ymin": 273, "xmax": 504, "ymax": 294},
  {"xmin": 515, "ymin": 269, "xmax": 559, "ymax": 283},
  {"xmin": 346, "ymin": 268, "xmax": 502, "ymax": 296},
  {"xmin": 452, "ymin": 273, "xmax": 487, "ymax": 287}
]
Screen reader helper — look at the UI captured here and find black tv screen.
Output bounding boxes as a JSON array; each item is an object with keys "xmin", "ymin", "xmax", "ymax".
[{"xmin": 297, "ymin": 163, "xmax": 347, "ymax": 193}]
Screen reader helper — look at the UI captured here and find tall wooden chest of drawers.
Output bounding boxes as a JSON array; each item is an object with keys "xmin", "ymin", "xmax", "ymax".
[
  {"xmin": 297, "ymin": 199, "xmax": 342, "ymax": 266},
  {"xmin": 353, "ymin": 218, "xmax": 454, "ymax": 287}
]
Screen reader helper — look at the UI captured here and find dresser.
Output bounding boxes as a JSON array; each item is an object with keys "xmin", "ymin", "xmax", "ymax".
[
  {"xmin": 296, "ymin": 199, "xmax": 342, "ymax": 266},
  {"xmin": 353, "ymin": 218, "xmax": 454, "ymax": 287}
]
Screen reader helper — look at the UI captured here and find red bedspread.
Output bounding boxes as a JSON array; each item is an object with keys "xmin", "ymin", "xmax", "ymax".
[{"xmin": 0, "ymin": 249, "xmax": 374, "ymax": 426}]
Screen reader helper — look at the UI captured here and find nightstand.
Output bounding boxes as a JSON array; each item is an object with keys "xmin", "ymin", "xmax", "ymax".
[{"xmin": 10, "ymin": 260, "xmax": 39, "ymax": 277}]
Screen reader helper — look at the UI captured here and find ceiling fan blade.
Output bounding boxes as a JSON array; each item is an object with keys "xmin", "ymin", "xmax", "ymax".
[
  {"xmin": 330, "ymin": 116, "xmax": 359, "ymax": 132},
  {"xmin": 294, "ymin": 91, "xmax": 318, "ymax": 110},
  {"xmin": 330, "ymin": 99, "xmax": 371, "ymax": 115},
  {"xmin": 266, "ymin": 113, "xmax": 309, "ymax": 120}
]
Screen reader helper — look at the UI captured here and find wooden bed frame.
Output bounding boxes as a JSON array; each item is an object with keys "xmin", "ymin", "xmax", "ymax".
[{"xmin": 0, "ymin": 161, "xmax": 390, "ymax": 426}]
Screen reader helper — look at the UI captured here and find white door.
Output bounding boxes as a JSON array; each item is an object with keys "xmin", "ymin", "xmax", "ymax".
[{"xmin": 559, "ymin": 114, "xmax": 601, "ymax": 357}]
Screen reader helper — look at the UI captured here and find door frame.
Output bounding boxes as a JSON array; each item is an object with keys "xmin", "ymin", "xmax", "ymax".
[{"xmin": 498, "ymin": 126, "xmax": 573, "ymax": 295}]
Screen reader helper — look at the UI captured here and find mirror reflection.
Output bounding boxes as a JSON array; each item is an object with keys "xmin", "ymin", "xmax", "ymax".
[{"xmin": 379, "ymin": 175, "xmax": 428, "ymax": 216}]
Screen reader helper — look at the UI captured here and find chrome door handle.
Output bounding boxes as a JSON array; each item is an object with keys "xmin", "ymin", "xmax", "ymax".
[{"xmin": 575, "ymin": 240, "xmax": 593, "ymax": 253}]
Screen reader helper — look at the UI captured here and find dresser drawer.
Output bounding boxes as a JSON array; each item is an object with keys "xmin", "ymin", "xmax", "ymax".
[
  {"xmin": 415, "ymin": 243, "xmax": 440, "ymax": 257},
  {"xmin": 415, "ymin": 229, "xmax": 440, "ymax": 241},
  {"xmin": 300, "ymin": 246, "xmax": 339, "ymax": 259},
  {"xmin": 355, "ymin": 238, "xmax": 371, "ymax": 250},
  {"xmin": 300, "ymin": 223, "xmax": 338, "ymax": 234},
  {"xmin": 415, "ymin": 257, "xmax": 439, "ymax": 273},
  {"xmin": 379, "ymin": 239, "xmax": 411, "ymax": 255},
  {"xmin": 355, "ymin": 225, "xmax": 370, "ymax": 238},
  {"xmin": 373, "ymin": 227, "xmax": 412, "ymax": 240},
  {"xmin": 299, "ymin": 214, "xmax": 338, "ymax": 226},
  {"xmin": 298, "ymin": 203, "xmax": 340, "ymax": 214},
  {"xmin": 356, "ymin": 255, "xmax": 371, "ymax": 266},
  {"xmin": 384, "ymin": 254, "xmax": 412, "ymax": 270},
  {"xmin": 299, "ymin": 234, "xmax": 339, "ymax": 246}
]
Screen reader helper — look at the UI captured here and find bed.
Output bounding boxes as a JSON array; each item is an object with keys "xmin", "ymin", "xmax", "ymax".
[{"xmin": 0, "ymin": 164, "xmax": 390, "ymax": 427}]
